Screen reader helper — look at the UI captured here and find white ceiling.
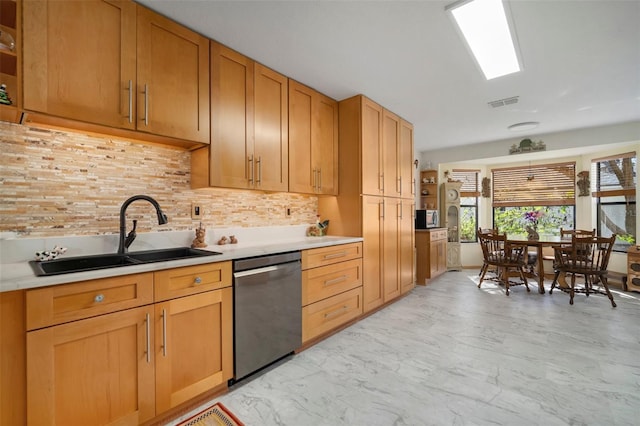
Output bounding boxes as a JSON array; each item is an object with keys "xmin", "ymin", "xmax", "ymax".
[{"xmin": 137, "ymin": 0, "xmax": 640, "ymax": 154}]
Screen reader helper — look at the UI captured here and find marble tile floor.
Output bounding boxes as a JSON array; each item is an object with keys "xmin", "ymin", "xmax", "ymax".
[{"xmin": 169, "ymin": 271, "xmax": 640, "ymax": 426}]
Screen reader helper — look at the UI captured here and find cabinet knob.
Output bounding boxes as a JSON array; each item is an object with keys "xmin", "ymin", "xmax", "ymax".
[
  {"xmin": 94, "ymin": 294, "xmax": 105, "ymax": 303},
  {"xmin": 194, "ymin": 276, "xmax": 202, "ymax": 285}
]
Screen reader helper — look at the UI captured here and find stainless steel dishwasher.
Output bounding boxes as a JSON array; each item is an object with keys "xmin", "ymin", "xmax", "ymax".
[{"xmin": 232, "ymin": 251, "xmax": 302, "ymax": 381}]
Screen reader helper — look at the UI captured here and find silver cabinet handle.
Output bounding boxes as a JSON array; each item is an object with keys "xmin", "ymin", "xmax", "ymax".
[
  {"xmin": 380, "ymin": 199, "xmax": 385, "ymax": 219},
  {"xmin": 323, "ymin": 275, "xmax": 347, "ymax": 287},
  {"xmin": 142, "ymin": 84, "xmax": 149, "ymax": 126},
  {"xmin": 398, "ymin": 176, "xmax": 402, "ymax": 194},
  {"xmin": 324, "ymin": 305, "xmax": 348, "ymax": 319},
  {"xmin": 126, "ymin": 80, "xmax": 133, "ymax": 123},
  {"xmin": 312, "ymin": 168, "xmax": 317, "ymax": 192},
  {"xmin": 94, "ymin": 294, "xmax": 104, "ymax": 303},
  {"xmin": 248, "ymin": 155, "xmax": 254, "ymax": 184},
  {"xmin": 194, "ymin": 276, "xmax": 202, "ymax": 285},
  {"xmin": 317, "ymin": 168, "xmax": 322, "ymax": 192},
  {"xmin": 399, "ymin": 202, "xmax": 403, "ymax": 219},
  {"xmin": 161, "ymin": 309, "xmax": 167, "ymax": 357},
  {"xmin": 145, "ymin": 313, "xmax": 150, "ymax": 363},
  {"xmin": 323, "ymin": 251, "xmax": 347, "ymax": 260},
  {"xmin": 256, "ymin": 156, "xmax": 262, "ymax": 185},
  {"xmin": 380, "ymin": 173, "xmax": 384, "ymax": 193}
]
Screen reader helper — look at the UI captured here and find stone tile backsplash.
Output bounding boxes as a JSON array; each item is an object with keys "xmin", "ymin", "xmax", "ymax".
[{"xmin": 0, "ymin": 122, "xmax": 318, "ymax": 237}]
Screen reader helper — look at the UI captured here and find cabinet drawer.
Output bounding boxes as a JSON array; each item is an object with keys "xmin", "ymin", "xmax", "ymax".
[
  {"xmin": 429, "ymin": 229, "xmax": 447, "ymax": 241},
  {"xmin": 26, "ymin": 273, "xmax": 154, "ymax": 330},
  {"xmin": 302, "ymin": 259, "xmax": 362, "ymax": 306},
  {"xmin": 627, "ymin": 273, "xmax": 640, "ymax": 291},
  {"xmin": 302, "ymin": 242, "xmax": 362, "ymax": 269},
  {"xmin": 302, "ymin": 287, "xmax": 362, "ymax": 343},
  {"xmin": 154, "ymin": 262, "xmax": 232, "ymax": 302}
]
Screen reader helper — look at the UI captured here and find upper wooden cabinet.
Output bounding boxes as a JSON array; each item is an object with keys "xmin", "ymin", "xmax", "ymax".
[
  {"xmin": 0, "ymin": 0, "xmax": 21, "ymax": 123},
  {"xmin": 193, "ymin": 42, "xmax": 288, "ymax": 191},
  {"xmin": 22, "ymin": 0, "xmax": 210, "ymax": 145},
  {"xmin": 338, "ymin": 95, "xmax": 414, "ymax": 199},
  {"xmin": 383, "ymin": 111, "xmax": 414, "ymax": 199},
  {"xmin": 360, "ymin": 97, "xmax": 384, "ymax": 196},
  {"xmin": 382, "ymin": 109, "xmax": 401, "ymax": 198},
  {"xmin": 399, "ymin": 120, "xmax": 415, "ymax": 199},
  {"xmin": 288, "ymin": 79, "xmax": 338, "ymax": 195},
  {"xmin": 135, "ymin": 6, "xmax": 210, "ymax": 143},
  {"xmin": 253, "ymin": 63, "xmax": 289, "ymax": 191}
]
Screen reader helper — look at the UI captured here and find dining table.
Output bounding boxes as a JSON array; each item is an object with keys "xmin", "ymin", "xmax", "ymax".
[{"xmin": 506, "ymin": 234, "xmax": 572, "ymax": 294}]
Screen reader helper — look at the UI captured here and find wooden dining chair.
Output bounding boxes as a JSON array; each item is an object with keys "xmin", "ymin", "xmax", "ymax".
[
  {"xmin": 559, "ymin": 228, "xmax": 597, "ymax": 238},
  {"xmin": 549, "ymin": 234, "xmax": 617, "ymax": 307},
  {"xmin": 478, "ymin": 232, "xmax": 530, "ymax": 296},
  {"xmin": 477, "ymin": 227, "xmax": 499, "ymax": 276},
  {"xmin": 541, "ymin": 228, "xmax": 596, "ymax": 275}
]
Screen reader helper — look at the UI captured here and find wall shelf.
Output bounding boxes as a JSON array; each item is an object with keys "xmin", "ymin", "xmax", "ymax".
[{"xmin": 419, "ymin": 169, "xmax": 438, "ymax": 210}]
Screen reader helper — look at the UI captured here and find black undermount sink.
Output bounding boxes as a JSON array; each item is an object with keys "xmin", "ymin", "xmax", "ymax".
[{"xmin": 29, "ymin": 247, "xmax": 222, "ymax": 276}]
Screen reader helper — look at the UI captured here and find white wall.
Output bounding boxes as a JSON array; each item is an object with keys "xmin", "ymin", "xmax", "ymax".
[{"xmin": 418, "ymin": 121, "xmax": 640, "ymax": 167}]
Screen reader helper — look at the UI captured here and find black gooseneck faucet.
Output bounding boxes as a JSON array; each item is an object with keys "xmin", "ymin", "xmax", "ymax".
[{"xmin": 118, "ymin": 195, "xmax": 168, "ymax": 254}]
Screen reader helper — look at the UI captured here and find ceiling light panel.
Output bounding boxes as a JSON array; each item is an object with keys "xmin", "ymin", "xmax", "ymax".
[{"xmin": 447, "ymin": 0, "xmax": 521, "ymax": 80}]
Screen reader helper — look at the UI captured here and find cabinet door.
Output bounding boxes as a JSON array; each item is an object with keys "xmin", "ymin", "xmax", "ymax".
[
  {"xmin": 289, "ymin": 80, "xmax": 338, "ymax": 195},
  {"xmin": 382, "ymin": 110, "xmax": 401, "ymax": 198},
  {"xmin": 0, "ymin": 0, "xmax": 21, "ymax": 122},
  {"xmin": 383, "ymin": 198, "xmax": 400, "ymax": 301},
  {"xmin": 136, "ymin": 6, "xmax": 210, "ymax": 143},
  {"xmin": 315, "ymin": 93, "xmax": 339, "ymax": 195},
  {"xmin": 437, "ymin": 240, "xmax": 447, "ymax": 275},
  {"xmin": 362, "ymin": 196, "xmax": 384, "ymax": 312},
  {"xmin": 288, "ymin": 80, "xmax": 314, "ymax": 194},
  {"xmin": 27, "ymin": 306, "xmax": 155, "ymax": 425},
  {"xmin": 430, "ymin": 240, "xmax": 440, "ymax": 277},
  {"xmin": 23, "ymin": 0, "xmax": 137, "ymax": 129},
  {"xmin": 399, "ymin": 120, "xmax": 415, "ymax": 199},
  {"xmin": 361, "ymin": 98, "xmax": 383, "ymax": 196},
  {"xmin": 210, "ymin": 42, "xmax": 253, "ymax": 189},
  {"xmin": 253, "ymin": 63, "xmax": 288, "ymax": 191},
  {"xmin": 400, "ymin": 200, "xmax": 415, "ymax": 294},
  {"xmin": 155, "ymin": 288, "xmax": 233, "ymax": 412}
]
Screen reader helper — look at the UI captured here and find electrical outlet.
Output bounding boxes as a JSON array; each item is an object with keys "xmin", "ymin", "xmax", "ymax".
[{"xmin": 191, "ymin": 203, "xmax": 202, "ymax": 219}]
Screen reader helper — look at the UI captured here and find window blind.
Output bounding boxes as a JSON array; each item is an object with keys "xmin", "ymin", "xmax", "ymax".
[
  {"xmin": 492, "ymin": 162, "xmax": 575, "ymax": 207},
  {"xmin": 591, "ymin": 151, "xmax": 637, "ymax": 198},
  {"xmin": 451, "ymin": 169, "xmax": 480, "ymax": 197}
]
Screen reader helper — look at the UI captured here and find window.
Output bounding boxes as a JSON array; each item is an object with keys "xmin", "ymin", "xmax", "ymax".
[
  {"xmin": 451, "ymin": 169, "xmax": 479, "ymax": 242},
  {"xmin": 492, "ymin": 162, "xmax": 576, "ymax": 234},
  {"xmin": 592, "ymin": 152, "xmax": 636, "ymax": 252}
]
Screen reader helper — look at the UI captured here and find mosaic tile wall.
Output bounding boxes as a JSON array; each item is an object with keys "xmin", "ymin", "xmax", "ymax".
[{"xmin": 0, "ymin": 122, "xmax": 319, "ymax": 237}]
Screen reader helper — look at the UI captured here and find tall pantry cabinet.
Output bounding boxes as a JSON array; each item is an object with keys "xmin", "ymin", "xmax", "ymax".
[{"xmin": 319, "ymin": 95, "xmax": 415, "ymax": 313}]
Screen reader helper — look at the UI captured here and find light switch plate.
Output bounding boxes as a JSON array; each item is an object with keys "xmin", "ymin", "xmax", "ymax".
[{"xmin": 191, "ymin": 204, "xmax": 202, "ymax": 219}]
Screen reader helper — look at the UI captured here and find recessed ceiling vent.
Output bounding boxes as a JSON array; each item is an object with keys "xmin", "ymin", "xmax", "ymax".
[{"xmin": 488, "ymin": 96, "xmax": 519, "ymax": 108}]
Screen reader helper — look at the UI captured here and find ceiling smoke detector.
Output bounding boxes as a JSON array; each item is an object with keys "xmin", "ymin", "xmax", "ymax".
[{"xmin": 488, "ymin": 96, "xmax": 519, "ymax": 108}]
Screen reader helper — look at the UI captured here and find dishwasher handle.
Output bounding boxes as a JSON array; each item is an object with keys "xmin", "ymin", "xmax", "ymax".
[{"xmin": 234, "ymin": 265, "xmax": 280, "ymax": 279}]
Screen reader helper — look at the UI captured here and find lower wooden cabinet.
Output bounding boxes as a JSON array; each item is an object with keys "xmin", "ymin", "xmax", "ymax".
[
  {"xmin": 627, "ymin": 246, "xmax": 640, "ymax": 292},
  {"xmin": 25, "ymin": 262, "xmax": 233, "ymax": 425},
  {"xmin": 302, "ymin": 287, "xmax": 362, "ymax": 343},
  {"xmin": 415, "ymin": 228, "xmax": 448, "ymax": 284},
  {"xmin": 27, "ymin": 305, "xmax": 156, "ymax": 425},
  {"xmin": 155, "ymin": 287, "xmax": 233, "ymax": 413},
  {"xmin": 301, "ymin": 243, "xmax": 363, "ymax": 343}
]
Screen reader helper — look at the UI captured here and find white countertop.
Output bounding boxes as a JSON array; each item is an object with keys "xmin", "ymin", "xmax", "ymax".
[{"xmin": 0, "ymin": 227, "xmax": 362, "ymax": 292}]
